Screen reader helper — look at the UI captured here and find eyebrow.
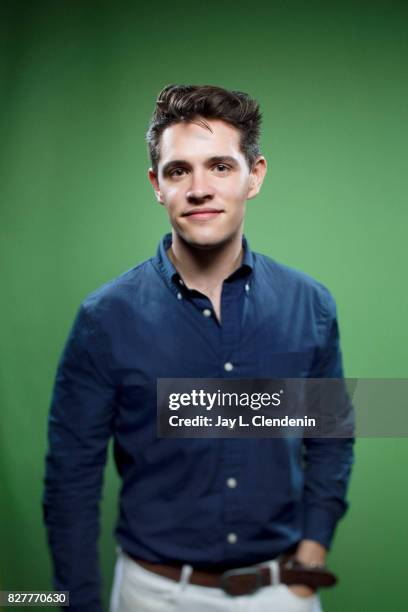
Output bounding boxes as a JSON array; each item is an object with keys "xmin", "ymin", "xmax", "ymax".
[{"xmin": 161, "ymin": 156, "xmax": 239, "ymax": 176}]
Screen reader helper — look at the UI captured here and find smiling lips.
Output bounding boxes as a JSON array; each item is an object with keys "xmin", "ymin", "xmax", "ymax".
[{"xmin": 183, "ymin": 208, "xmax": 224, "ymax": 220}]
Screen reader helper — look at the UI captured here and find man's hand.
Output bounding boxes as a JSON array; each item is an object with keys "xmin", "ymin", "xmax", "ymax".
[
  {"xmin": 295, "ymin": 539, "xmax": 327, "ymax": 565},
  {"xmin": 288, "ymin": 539, "xmax": 327, "ymax": 599}
]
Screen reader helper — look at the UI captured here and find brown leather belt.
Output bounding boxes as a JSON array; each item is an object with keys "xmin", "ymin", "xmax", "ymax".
[{"xmin": 131, "ymin": 556, "xmax": 337, "ymax": 596}]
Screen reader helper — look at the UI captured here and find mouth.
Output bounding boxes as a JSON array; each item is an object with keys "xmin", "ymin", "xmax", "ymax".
[{"xmin": 182, "ymin": 208, "xmax": 224, "ymax": 220}]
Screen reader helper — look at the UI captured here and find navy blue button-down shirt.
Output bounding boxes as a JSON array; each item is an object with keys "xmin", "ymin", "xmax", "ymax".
[{"xmin": 43, "ymin": 233, "xmax": 354, "ymax": 611}]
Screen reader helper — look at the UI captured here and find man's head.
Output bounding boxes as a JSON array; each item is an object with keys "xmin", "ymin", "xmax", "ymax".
[{"xmin": 147, "ymin": 84, "xmax": 267, "ymax": 250}]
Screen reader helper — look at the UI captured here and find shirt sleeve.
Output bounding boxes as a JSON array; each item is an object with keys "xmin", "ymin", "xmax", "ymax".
[
  {"xmin": 42, "ymin": 303, "xmax": 116, "ymax": 612},
  {"xmin": 301, "ymin": 288, "xmax": 355, "ymax": 550}
]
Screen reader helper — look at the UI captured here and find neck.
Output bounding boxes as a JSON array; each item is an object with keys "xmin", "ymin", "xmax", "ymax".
[{"xmin": 168, "ymin": 231, "xmax": 244, "ymax": 294}]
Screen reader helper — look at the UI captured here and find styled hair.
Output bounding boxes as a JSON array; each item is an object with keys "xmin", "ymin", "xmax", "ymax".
[{"xmin": 146, "ymin": 84, "xmax": 262, "ymax": 173}]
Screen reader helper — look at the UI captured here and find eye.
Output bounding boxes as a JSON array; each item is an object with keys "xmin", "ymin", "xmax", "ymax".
[
  {"xmin": 213, "ymin": 164, "xmax": 230, "ymax": 173},
  {"xmin": 169, "ymin": 168, "xmax": 188, "ymax": 178}
]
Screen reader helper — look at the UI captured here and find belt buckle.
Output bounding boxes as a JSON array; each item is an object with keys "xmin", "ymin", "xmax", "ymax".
[{"xmin": 220, "ymin": 566, "xmax": 263, "ymax": 596}]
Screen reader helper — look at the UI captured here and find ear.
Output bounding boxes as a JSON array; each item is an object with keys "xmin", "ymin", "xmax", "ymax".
[
  {"xmin": 148, "ymin": 168, "xmax": 165, "ymax": 204},
  {"xmin": 247, "ymin": 156, "xmax": 267, "ymax": 200}
]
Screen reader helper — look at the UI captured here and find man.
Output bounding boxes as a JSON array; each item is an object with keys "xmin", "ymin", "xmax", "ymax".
[{"xmin": 43, "ymin": 84, "xmax": 354, "ymax": 612}]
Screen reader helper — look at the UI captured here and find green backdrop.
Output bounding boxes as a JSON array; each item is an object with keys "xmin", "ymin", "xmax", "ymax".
[{"xmin": 1, "ymin": 1, "xmax": 407, "ymax": 610}]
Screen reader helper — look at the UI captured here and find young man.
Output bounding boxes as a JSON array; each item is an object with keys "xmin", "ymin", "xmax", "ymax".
[{"xmin": 43, "ymin": 84, "xmax": 354, "ymax": 612}]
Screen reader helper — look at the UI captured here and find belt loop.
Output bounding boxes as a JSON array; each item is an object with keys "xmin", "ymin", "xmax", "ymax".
[
  {"xmin": 179, "ymin": 564, "xmax": 193, "ymax": 591},
  {"xmin": 269, "ymin": 560, "xmax": 280, "ymax": 586}
]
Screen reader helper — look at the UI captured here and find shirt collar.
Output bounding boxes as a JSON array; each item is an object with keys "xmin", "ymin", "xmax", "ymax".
[{"xmin": 154, "ymin": 232, "xmax": 254, "ymax": 294}]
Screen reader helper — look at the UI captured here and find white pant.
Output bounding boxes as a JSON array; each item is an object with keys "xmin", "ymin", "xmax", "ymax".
[{"xmin": 109, "ymin": 549, "xmax": 323, "ymax": 612}]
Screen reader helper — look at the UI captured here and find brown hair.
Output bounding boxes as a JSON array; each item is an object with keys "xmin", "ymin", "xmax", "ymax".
[{"xmin": 146, "ymin": 84, "xmax": 262, "ymax": 174}]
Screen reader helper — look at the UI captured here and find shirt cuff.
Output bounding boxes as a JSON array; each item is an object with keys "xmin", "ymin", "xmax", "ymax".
[{"xmin": 302, "ymin": 505, "xmax": 339, "ymax": 550}]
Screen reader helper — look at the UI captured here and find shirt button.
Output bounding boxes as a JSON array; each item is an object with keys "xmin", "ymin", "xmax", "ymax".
[
  {"xmin": 227, "ymin": 533, "xmax": 238, "ymax": 544},
  {"xmin": 226, "ymin": 478, "xmax": 237, "ymax": 488},
  {"xmin": 245, "ymin": 283, "xmax": 250, "ymax": 293},
  {"xmin": 179, "ymin": 278, "xmax": 184, "ymax": 285},
  {"xmin": 177, "ymin": 292, "xmax": 183, "ymax": 300},
  {"xmin": 224, "ymin": 362, "xmax": 234, "ymax": 372},
  {"xmin": 202, "ymin": 309, "xmax": 212, "ymax": 317}
]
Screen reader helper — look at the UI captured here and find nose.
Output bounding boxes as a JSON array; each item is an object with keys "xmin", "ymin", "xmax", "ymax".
[{"xmin": 186, "ymin": 171, "xmax": 214, "ymax": 204}]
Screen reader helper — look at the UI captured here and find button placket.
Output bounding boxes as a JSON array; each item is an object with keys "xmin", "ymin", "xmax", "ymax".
[
  {"xmin": 221, "ymin": 438, "xmax": 245, "ymax": 557},
  {"xmin": 220, "ymin": 280, "xmax": 243, "ymax": 377}
]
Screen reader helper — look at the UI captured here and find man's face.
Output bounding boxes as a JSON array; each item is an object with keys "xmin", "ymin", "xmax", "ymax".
[{"xmin": 148, "ymin": 118, "xmax": 266, "ymax": 249}]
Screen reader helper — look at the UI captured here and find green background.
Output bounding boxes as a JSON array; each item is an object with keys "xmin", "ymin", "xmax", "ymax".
[{"xmin": 1, "ymin": 0, "xmax": 407, "ymax": 610}]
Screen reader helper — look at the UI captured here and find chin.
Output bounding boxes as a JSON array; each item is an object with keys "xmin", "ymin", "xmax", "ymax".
[{"xmin": 183, "ymin": 233, "xmax": 233, "ymax": 250}]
